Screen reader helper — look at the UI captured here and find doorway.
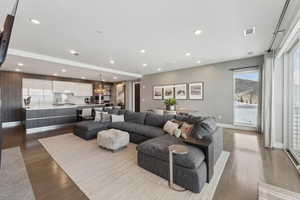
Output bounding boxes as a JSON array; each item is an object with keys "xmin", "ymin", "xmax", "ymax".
[
  {"xmin": 133, "ymin": 82, "xmax": 140, "ymax": 112},
  {"xmin": 233, "ymin": 70, "xmax": 260, "ymax": 128}
]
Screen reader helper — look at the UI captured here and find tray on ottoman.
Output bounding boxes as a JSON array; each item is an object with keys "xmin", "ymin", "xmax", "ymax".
[{"xmin": 97, "ymin": 129, "xmax": 130, "ymax": 152}]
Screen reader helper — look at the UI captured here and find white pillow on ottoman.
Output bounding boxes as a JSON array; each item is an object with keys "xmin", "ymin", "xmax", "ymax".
[{"xmin": 163, "ymin": 121, "xmax": 179, "ymax": 135}]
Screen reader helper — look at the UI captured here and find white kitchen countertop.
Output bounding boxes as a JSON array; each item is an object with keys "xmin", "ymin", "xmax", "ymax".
[{"xmin": 24, "ymin": 104, "xmax": 105, "ymax": 110}]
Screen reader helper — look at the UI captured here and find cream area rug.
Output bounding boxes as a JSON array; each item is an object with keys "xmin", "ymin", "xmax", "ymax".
[
  {"xmin": 0, "ymin": 147, "xmax": 35, "ymax": 200},
  {"xmin": 39, "ymin": 134, "xmax": 229, "ymax": 200}
]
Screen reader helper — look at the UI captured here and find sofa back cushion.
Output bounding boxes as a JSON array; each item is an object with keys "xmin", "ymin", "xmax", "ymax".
[
  {"xmin": 191, "ymin": 117, "xmax": 217, "ymax": 139},
  {"xmin": 124, "ymin": 111, "xmax": 146, "ymax": 124},
  {"xmin": 145, "ymin": 113, "xmax": 174, "ymax": 128}
]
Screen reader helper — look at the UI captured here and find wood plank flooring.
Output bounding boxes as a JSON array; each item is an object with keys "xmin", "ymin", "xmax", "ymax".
[{"xmin": 1, "ymin": 126, "xmax": 300, "ymax": 200}]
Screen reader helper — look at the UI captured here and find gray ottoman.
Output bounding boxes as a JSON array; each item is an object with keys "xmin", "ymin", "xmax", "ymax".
[{"xmin": 97, "ymin": 129, "xmax": 129, "ymax": 152}]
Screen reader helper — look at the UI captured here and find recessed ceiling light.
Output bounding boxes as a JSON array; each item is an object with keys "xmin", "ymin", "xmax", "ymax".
[
  {"xmin": 69, "ymin": 49, "xmax": 79, "ymax": 56},
  {"xmin": 248, "ymin": 51, "xmax": 254, "ymax": 55},
  {"xmin": 29, "ymin": 18, "xmax": 40, "ymax": 24},
  {"xmin": 196, "ymin": 60, "xmax": 201, "ymax": 64},
  {"xmin": 244, "ymin": 27, "xmax": 256, "ymax": 37},
  {"xmin": 110, "ymin": 60, "xmax": 115, "ymax": 64},
  {"xmin": 96, "ymin": 30, "xmax": 103, "ymax": 34},
  {"xmin": 15, "ymin": 68, "xmax": 21, "ymax": 72},
  {"xmin": 157, "ymin": 68, "xmax": 162, "ymax": 72},
  {"xmin": 61, "ymin": 69, "xmax": 67, "ymax": 73},
  {"xmin": 140, "ymin": 49, "xmax": 146, "ymax": 53},
  {"xmin": 142, "ymin": 63, "xmax": 148, "ymax": 67},
  {"xmin": 194, "ymin": 29, "xmax": 203, "ymax": 36},
  {"xmin": 113, "ymin": 76, "xmax": 118, "ymax": 79},
  {"xmin": 17, "ymin": 63, "xmax": 24, "ymax": 66},
  {"xmin": 185, "ymin": 52, "xmax": 191, "ymax": 56},
  {"xmin": 81, "ymin": 76, "xmax": 86, "ymax": 79},
  {"xmin": 53, "ymin": 73, "xmax": 58, "ymax": 76}
]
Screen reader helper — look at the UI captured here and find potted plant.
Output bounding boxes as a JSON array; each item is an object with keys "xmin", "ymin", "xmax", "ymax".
[{"xmin": 164, "ymin": 98, "xmax": 177, "ymax": 111}]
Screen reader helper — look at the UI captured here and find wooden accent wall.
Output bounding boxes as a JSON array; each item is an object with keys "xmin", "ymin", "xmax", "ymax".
[{"xmin": 0, "ymin": 71, "xmax": 113, "ymax": 123}]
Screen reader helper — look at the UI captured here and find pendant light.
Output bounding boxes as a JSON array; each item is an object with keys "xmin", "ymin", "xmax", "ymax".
[{"xmin": 94, "ymin": 73, "xmax": 106, "ymax": 94}]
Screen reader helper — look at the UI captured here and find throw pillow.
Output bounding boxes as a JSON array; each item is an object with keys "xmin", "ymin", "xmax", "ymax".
[
  {"xmin": 101, "ymin": 112, "xmax": 111, "ymax": 122},
  {"xmin": 94, "ymin": 111, "xmax": 102, "ymax": 122},
  {"xmin": 171, "ymin": 119, "xmax": 184, "ymax": 128},
  {"xmin": 180, "ymin": 122, "xmax": 194, "ymax": 139},
  {"xmin": 111, "ymin": 114, "xmax": 125, "ymax": 122},
  {"xmin": 163, "ymin": 121, "xmax": 179, "ymax": 135},
  {"xmin": 174, "ymin": 128, "xmax": 182, "ymax": 138}
]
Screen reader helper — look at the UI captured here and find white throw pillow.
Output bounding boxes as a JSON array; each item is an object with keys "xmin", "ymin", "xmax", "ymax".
[
  {"xmin": 111, "ymin": 114, "xmax": 125, "ymax": 122},
  {"xmin": 163, "ymin": 121, "xmax": 179, "ymax": 135},
  {"xmin": 94, "ymin": 111, "xmax": 102, "ymax": 122}
]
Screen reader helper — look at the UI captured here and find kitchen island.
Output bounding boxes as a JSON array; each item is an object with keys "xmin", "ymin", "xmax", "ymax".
[{"xmin": 23, "ymin": 104, "xmax": 105, "ymax": 134}]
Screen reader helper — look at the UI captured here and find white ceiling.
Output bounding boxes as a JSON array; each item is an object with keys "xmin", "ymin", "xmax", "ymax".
[{"xmin": 0, "ymin": 0, "xmax": 286, "ymax": 80}]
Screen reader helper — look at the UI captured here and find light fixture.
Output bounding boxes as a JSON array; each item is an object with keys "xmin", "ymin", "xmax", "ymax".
[
  {"xmin": 17, "ymin": 62, "xmax": 24, "ymax": 66},
  {"xmin": 196, "ymin": 60, "xmax": 201, "ymax": 64},
  {"xmin": 140, "ymin": 49, "xmax": 146, "ymax": 53},
  {"xmin": 248, "ymin": 51, "xmax": 254, "ymax": 55},
  {"xmin": 53, "ymin": 73, "xmax": 58, "ymax": 76},
  {"xmin": 157, "ymin": 68, "xmax": 162, "ymax": 72},
  {"xmin": 194, "ymin": 29, "xmax": 203, "ymax": 36},
  {"xmin": 113, "ymin": 76, "xmax": 118, "ymax": 80},
  {"xmin": 69, "ymin": 49, "xmax": 79, "ymax": 56},
  {"xmin": 142, "ymin": 63, "xmax": 148, "ymax": 67},
  {"xmin": 94, "ymin": 73, "xmax": 106, "ymax": 94},
  {"xmin": 244, "ymin": 27, "xmax": 256, "ymax": 37},
  {"xmin": 29, "ymin": 18, "xmax": 40, "ymax": 24},
  {"xmin": 81, "ymin": 76, "xmax": 86, "ymax": 79},
  {"xmin": 61, "ymin": 69, "xmax": 67, "ymax": 73},
  {"xmin": 185, "ymin": 52, "xmax": 191, "ymax": 56},
  {"xmin": 109, "ymin": 60, "xmax": 115, "ymax": 64},
  {"xmin": 15, "ymin": 68, "xmax": 21, "ymax": 72}
]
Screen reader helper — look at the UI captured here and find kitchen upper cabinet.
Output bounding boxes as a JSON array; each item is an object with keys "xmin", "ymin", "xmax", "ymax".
[
  {"xmin": 74, "ymin": 83, "xmax": 93, "ymax": 97},
  {"xmin": 53, "ymin": 81, "xmax": 92, "ymax": 96},
  {"xmin": 23, "ymin": 79, "xmax": 53, "ymax": 96}
]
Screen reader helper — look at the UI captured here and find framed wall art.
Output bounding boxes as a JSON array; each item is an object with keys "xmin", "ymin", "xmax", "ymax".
[
  {"xmin": 153, "ymin": 86, "xmax": 164, "ymax": 100},
  {"xmin": 163, "ymin": 85, "xmax": 174, "ymax": 99},
  {"xmin": 174, "ymin": 84, "xmax": 187, "ymax": 99},
  {"xmin": 189, "ymin": 82, "xmax": 204, "ymax": 100}
]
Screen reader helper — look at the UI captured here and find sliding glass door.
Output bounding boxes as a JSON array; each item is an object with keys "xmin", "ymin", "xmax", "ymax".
[{"xmin": 288, "ymin": 43, "xmax": 300, "ymax": 163}]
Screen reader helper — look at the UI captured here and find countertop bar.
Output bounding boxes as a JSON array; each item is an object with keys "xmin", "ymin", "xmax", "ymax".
[{"xmin": 24, "ymin": 104, "xmax": 105, "ymax": 110}]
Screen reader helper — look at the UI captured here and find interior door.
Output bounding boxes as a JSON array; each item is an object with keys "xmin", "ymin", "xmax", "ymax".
[{"xmin": 134, "ymin": 83, "xmax": 140, "ymax": 112}]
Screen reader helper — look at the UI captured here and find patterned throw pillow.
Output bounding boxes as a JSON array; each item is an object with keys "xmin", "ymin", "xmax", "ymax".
[
  {"xmin": 101, "ymin": 112, "xmax": 111, "ymax": 122},
  {"xmin": 163, "ymin": 121, "xmax": 179, "ymax": 136},
  {"xmin": 180, "ymin": 122, "xmax": 194, "ymax": 139},
  {"xmin": 171, "ymin": 119, "xmax": 184, "ymax": 128},
  {"xmin": 94, "ymin": 111, "xmax": 102, "ymax": 122}
]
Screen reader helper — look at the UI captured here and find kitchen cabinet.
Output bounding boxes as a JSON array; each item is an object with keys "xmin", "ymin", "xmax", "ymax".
[{"xmin": 74, "ymin": 83, "xmax": 93, "ymax": 97}]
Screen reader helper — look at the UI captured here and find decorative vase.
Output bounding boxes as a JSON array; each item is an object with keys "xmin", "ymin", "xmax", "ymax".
[{"xmin": 170, "ymin": 105, "xmax": 175, "ymax": 111}]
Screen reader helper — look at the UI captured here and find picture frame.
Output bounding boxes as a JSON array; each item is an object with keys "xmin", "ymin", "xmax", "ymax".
[
  {"xmin": 163, "ymin": 85, "xmax": 174, "ymax": 99},
  {"xmin": 189, "ymin": 82, "xmax": 204, "ymax": 100},
  {"xmin": 174, "ymin": 83, "xmax": 187, "ymax": 100},
  {"xmin": 153, "ymin": 86, "xmax": 164, "ymax": 100}
]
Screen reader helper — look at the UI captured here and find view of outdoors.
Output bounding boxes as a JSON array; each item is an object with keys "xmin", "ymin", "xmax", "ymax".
[
  {"xmin": 290, "ymin": 45, "xmax": 300, "ymax": 162},
  {"xmin": 234, "ymin": 71, "xmax": 259, "ymax": 127}
]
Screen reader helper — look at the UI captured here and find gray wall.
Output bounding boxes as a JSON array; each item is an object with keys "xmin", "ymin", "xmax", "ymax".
[{"xmin": 140, "ymin": 56, "xmax": 264, "ymax": 124}]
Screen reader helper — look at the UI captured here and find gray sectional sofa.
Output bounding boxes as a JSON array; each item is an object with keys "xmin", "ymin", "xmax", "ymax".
[{"xmin": 73, "ymin": 108, "xmax": 223, "ymax": 193}]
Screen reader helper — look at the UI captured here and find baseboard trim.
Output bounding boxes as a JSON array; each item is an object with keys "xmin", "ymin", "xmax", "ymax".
[
  {"xmin": 217, "ymin": 123, "xmax": 257, "ymax": 131},
  {"xmin": 2, "ymin": 121, "xmax": 22, "ymax": 128},
  {"xmin": 258, "ymin": 182, "xmax": 300, "ymax": 200}
]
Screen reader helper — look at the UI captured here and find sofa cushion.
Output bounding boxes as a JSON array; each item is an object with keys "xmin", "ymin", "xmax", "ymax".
[
  {"xmin": 145, "ymin": 113, "xmax": 174, "ymax": 128},
  {"xmin": 192, "ymin": 117, "xmax": 217, "ymax": 139},
  {"xmin": 124, "ymin": 111, "xmax": 146, "ymax": 124},
  {"xmin": 75, "ymin": 121, "xmax": 110, "ymax": 131},
  {"xmin": 109, "ymin": 122, "xmax": 166, "ymax": 138},
  {"xmin": 137, "ymin": 134, "xmax": 205, "ymax": 169},
  {"xmin": 175, "ymin": 115, "xmax": 202, "ymax": 125}
]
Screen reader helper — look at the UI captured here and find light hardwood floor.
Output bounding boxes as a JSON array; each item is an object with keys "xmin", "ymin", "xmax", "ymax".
[{"xmin": 1, "ymin": 126, "xmax": 300, "ymax": 200}]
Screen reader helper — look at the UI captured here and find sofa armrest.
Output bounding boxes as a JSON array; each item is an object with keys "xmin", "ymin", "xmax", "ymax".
[{"xmin": 183, "ymin": 136, "xmax": 214, "ymax": 183}]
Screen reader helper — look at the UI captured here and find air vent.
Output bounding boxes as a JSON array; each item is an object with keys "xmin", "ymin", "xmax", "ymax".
[{"xmin": 244, "ymin": 27, "xmax": 256, "ymax": 36}]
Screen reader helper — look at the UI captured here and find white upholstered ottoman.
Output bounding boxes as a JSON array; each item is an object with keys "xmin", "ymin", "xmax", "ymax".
[{"xmin": 97, "ymin": 129, "xmax": 129, "ymax": 152}]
